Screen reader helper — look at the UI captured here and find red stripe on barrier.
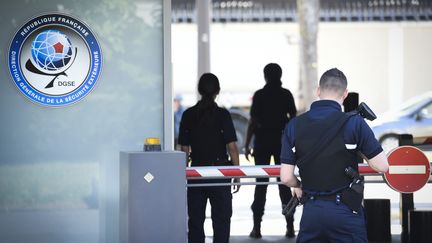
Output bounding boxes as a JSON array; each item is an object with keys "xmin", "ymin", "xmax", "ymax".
[
  {"xmin": 186, "ymin": 169, "xmax": 201, "ymax": 178},
  {"xmin": 219, "ymin": 168, "xmax": 247, "ymax": 177},
  {"xmin": 359, "ymin": 165, "xmax": 378, "ymax": 174},
  {"xmin": 262, "ymin": 167, "xmax": 281, "ymax": 176}
]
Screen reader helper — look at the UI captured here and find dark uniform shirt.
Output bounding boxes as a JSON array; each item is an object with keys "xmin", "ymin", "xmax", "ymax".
[
  {"xmin": 180, "ymin": 103, "xmax": 236, "ymax": 242},
  {"xmin": 251, "ymin": 83, "xmax": 296, "ymax": 150},
  {"xmin": 282, "ymin": 100, "xmax": 378, "ymax": 242},
  {"xmin": 178, "ymin": 103, "xmax": 237, "ymax": 166},
  {"xmin": 281, "ymin": 100, "xmax": 382, "ymax": 166}
]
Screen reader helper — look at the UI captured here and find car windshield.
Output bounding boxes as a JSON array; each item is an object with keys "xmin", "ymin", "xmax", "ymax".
[{"xmin": 393, "ymin": 92, "xmax": 432, "ymax": 116}]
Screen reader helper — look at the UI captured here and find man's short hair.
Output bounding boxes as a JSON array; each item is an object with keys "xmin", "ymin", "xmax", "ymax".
[{"xmin": 319, "ymin": 68, "xmax": 347, "ymax": 95}]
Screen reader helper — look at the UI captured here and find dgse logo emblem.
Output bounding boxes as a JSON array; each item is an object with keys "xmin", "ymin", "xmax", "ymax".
[{"xmin": 8, "ymin": 13, "xmax": 102, "ymax": 106}]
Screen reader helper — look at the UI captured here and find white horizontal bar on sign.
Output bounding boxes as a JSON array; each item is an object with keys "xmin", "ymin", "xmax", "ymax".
[{"xmin": 389, "ymin": 165, "xmax": 426, "ymax": 174}]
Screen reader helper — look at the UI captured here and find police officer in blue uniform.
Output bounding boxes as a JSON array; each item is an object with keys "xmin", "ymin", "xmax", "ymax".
[
  {"xmin": 179, "ymin": 73, "xmax": 240, "ymax": 243},
  {"xmin": 280, "ymin": 68, "xmax": 389, "ymax": 242},
  {"xmin": 244, "ymin": 63, "xmax": 297, "ymax": 239}
]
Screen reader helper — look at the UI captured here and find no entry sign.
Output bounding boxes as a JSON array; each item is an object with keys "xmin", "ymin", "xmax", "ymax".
[{"xmin": 384, "ymin": 146, "xmax": 431, "ymax": 193}]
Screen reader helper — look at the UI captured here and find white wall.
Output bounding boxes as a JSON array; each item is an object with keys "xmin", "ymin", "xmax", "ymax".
[{"xmin": 172, "ymin": 22, "xmax": 432, "ymax": 114}]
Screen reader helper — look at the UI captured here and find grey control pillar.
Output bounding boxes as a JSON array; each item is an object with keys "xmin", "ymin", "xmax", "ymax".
[{"xmin": 120, "ymin": 151, "xmax": 187, "ymax": 243}]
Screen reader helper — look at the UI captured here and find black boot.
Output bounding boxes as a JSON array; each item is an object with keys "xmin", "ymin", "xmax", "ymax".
[
  {"xmin": 249, "ymin": 217, "xmax": 262, "ymax": 239},
  {"xmin": 249, "ymin": 225, "xmax": 262, "ymax": 239},
  {"xmin": 285, "ymin": 215, "xmax": 295, "ymax": 238},
  {"xmin": 285, "ymin": 225, "xmax": 295, "ymax": 238}
]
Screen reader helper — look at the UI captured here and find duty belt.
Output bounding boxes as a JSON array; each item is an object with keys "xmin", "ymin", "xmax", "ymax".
[{"xmin": 309, "ymin": 194, "xmax": 338, "ymax": 201}]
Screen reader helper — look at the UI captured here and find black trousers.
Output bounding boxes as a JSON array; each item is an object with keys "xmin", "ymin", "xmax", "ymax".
[
  {"xmin": 188, "ymin": 183, "xmax": 232, "ymax": 243},
  {"xmin": 251, "ymin": 151, "xmax": 294, "ymax": 226}
]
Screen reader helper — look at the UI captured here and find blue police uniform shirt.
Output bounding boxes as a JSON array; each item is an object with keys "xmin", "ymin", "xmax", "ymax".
[{"xmin": 281, "ymin": 100, "xmax": 383, "ymax": 165}]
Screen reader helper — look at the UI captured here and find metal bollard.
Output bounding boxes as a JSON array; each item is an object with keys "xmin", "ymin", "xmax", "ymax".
[
  {"xmin": 364, "ymin": 199, "xmax": 391, "ymax": 242},
  {"xmin": 409, "ymin": 210, "xmax": 432, "ymax": 243}
]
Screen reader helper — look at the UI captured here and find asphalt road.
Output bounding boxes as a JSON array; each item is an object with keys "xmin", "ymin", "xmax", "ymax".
[
  {"xmin": 0, "ymin": 182, "xmax": 429, "ymax": 243},
  {"xmin": 202, "ymin": 180, "xmax": 426, "ymax": 243}
]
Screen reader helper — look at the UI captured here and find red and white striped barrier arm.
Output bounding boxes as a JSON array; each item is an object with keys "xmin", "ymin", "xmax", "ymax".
[{"xmin": 186, "ymin": 164, "xmax": 379, "ymax": 179}]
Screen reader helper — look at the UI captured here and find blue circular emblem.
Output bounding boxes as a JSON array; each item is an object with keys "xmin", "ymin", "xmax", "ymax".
[
  {"xmin": 32, "ymin": 30, "xmax": 74, "ymax": 71},
  {"xmin": 8, "ymin": 13, "xmax": 102, "ymax": 106}
]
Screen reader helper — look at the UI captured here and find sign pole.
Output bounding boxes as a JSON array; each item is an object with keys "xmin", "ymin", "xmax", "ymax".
[{"xmin": 398, "ymin": 134, "xmax": 414, "ymax": 243}]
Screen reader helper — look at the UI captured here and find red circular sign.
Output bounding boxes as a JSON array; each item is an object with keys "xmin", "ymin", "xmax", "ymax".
[{"xmin": 384, "ymin": 146, "xmax": 431, "ymax": 193}]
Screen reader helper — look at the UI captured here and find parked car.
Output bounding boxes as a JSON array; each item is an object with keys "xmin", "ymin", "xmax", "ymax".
[{"xmin": 370, "ymin": 92, "xmax": 432, "ymax": 153}]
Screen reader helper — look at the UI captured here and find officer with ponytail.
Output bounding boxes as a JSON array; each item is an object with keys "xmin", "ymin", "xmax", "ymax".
[{"xmin": 179, "ymin": 73, "xmax": 240, "ymax": 243}]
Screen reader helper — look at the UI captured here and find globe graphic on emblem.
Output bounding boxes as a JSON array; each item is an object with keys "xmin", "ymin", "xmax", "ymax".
[{"xmin": 31, "ymin": 30, "xmax": 73, "ymax": 72}]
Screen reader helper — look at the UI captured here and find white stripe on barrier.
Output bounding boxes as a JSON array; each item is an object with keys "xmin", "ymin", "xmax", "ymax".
[
  {"xmin": 241, "ymin": 167, "xmax": 270, "ymax": 176},
  {"xmin": 389, "ymin": 165, "xmax": 426, "ymax": 174},
  {"xmin": 196, "ymin": 168, "xmax": 225, "ymax": 177}
]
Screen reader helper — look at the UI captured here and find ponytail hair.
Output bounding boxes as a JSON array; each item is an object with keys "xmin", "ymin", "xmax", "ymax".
[{"xmin": 197, "ymin": 73, "xmax": 220, "ymax": 123}]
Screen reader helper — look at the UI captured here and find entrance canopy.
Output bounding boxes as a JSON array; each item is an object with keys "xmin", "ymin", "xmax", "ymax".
[{"xmin": 172, "ymin": 0, "xmax": 432, "ymax": 23}]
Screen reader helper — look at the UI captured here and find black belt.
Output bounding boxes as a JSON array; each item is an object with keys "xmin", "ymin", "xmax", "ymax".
[{"xmin": 310, "ymin": 194, "xmax": 338, "ymax": 201}]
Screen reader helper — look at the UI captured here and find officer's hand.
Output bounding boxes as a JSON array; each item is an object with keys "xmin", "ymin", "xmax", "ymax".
[
  {"xmin": 232, "ymin": 178, "xmax": 240, "ymax": 193},
  {"xmin": 292, "ymin": 187, "xmax": 303, "ymax": 199},
  {"xmin": 244, "ymin": 147, "xmax": 252, "ymax": 162}
]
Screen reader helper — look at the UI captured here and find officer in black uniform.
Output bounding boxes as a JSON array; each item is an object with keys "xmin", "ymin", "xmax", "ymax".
[
  {"xmin": 179, "ymin": 73, "xmax": 240, "ymax": 243},
  {"xmin": 244, "ymin": 63, "xmax": 297, "ymax": 238},
  {"xmin": 280, "ymin": 68, "xmax": 389, "ymax": 242}
]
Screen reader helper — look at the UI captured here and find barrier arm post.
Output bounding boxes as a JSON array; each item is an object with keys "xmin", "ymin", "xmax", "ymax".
[{"xmin": 186, "ymin": 164, "xmax": 380, "ymax": 184}]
